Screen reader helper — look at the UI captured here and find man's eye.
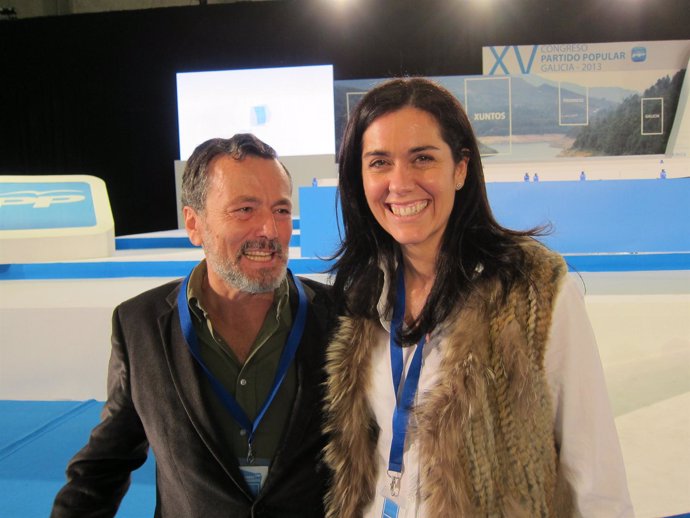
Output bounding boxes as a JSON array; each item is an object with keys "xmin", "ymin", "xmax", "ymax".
[
  {"xmin": 275, "ymin": 208, "xmax": 292, "ymax": 215},
  {"xmin": 415, "ymin": 155, "xmax": 433, "ymax": 163},
  {"xmin": 237, "ymin": 207, "xmax": 252, "ymax": 213}
]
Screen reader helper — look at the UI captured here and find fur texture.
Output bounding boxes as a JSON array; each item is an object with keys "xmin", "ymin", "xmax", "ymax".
[{"xmin": 323, "ymin": 242, "xmax": 573, "ymax": 517}]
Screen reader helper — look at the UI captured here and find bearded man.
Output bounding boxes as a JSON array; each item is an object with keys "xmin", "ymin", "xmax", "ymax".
[{"xmin": 51, "ymin": 134, "xmax": 334, "ymax": 518}]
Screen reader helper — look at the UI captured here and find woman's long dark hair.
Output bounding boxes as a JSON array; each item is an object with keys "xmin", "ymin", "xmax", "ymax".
[{"xmin": 331, "ymin": 77, "xmax": 545, "ymax": 344}]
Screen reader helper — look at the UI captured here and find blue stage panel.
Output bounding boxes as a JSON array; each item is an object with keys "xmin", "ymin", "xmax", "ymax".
[
  {"xmin": 488, "ymin": 179, "xmax": 690, "ymax": 254},
  {"xmin": 0, "ymin": 400, "xmax": 154, "ymax": 518},
  {"xmin": 0, "ymin": 175, "xmax": 115, "ymax": 263},
  {"xmin": 0, "ymin": 257, "xmax": 336, "ymax": 280},
  {"xmin": 298, "ymin": 186, "xmax": 341, "ymax": 260},
  {"xmin": 0, "ymin": 401, "xmax": 86, "ymax": 454},
  {"xmin": 298, "ymin": 179, "xmax": 690, "ymax": 270},
  {"xmin": 115, "ymin": 232, "xmax": 300, "ymax": 250}
]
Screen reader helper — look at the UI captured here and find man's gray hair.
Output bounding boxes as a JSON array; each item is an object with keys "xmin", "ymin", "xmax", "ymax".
[{"xmin": 181, "ymin": 133, "xmax": 291, "ymax": 213}]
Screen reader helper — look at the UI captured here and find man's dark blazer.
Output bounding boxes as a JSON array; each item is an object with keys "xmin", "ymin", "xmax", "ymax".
[{"xmin": 51, "ymin": 273, "xmax": 333, "ymax": 518}]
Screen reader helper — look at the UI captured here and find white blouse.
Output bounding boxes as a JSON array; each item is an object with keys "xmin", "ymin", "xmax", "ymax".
[{"xmin": 363, "ymin": 274, "xmax": 634, "ymax": 518}]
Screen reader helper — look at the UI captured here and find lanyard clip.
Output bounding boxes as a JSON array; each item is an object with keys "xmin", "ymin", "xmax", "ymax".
[{"xmin": 388, "ymin": 471, "xmax": 401, "ymax": 497}]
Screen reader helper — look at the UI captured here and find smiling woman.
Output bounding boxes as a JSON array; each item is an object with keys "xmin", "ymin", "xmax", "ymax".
[
  {"xmin": 360, "ymin": 107, "xmax": 467, "ymax": 264},
  {"xmin": 323, "ymin": 77, "xmax": 635, "ymax": 518}
]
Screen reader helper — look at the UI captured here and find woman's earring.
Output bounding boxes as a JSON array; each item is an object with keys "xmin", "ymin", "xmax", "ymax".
[{"xmin": 455, "ymin": 183, "xmax": 463, "ymax": 191}]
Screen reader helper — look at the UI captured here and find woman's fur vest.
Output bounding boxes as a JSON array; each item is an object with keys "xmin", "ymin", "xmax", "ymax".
[{"xmin": 323, "ymin": 242, "xmax": 573, "ymax": 517}]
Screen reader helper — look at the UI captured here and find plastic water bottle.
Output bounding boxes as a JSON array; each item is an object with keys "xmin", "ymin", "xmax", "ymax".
[
  {"xmin": 312, "ymin": 177, "xmax": 318, "ymax": 187},
  {"xmin": 533, "ymin": 173, "xmax": 539, "ymax": 182},
  {"xmin": 524, "ymin": 172, "xmax": 530, "ymax": 182},
  {"xmin": 660, "ymin": 169, "xmax": 667, "ymax": 179},
  {"xmin": 580, "ymin": 171, "xmax": 586, "ymax": 181}
]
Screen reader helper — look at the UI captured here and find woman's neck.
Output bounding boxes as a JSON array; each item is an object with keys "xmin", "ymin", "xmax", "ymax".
[{"xmin": 401, "ymin": 248, "xmax": 437, "ymax": 324}]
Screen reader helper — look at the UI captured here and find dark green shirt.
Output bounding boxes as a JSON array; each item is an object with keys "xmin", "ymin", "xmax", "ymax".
[{"xmin": 186, "ymin": 261, "xmax": 296, "ymax": 470}]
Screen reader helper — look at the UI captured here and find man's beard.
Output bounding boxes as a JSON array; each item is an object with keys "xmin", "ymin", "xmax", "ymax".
[{"xmin": 206, "ymin": 238, "xmax": 288, "ymax": 294}]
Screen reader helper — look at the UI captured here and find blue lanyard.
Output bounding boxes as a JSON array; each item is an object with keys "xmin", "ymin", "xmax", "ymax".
[
  {"xmin": 176, "ymin": 269, "xmax": 308, "ymax": 464},
  {"xmin": 388, "ymin": 266, "xmax": 427, "ymax": 496}
]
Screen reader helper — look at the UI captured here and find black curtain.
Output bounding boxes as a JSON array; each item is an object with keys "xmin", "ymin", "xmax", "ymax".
[{"xmin": 1, "ymin": 0, "xmax": 688, "ymax": 235}]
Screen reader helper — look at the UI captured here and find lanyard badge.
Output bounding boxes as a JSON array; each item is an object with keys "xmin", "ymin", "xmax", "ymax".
[
  {"xmin": 176, "ymin": 269, "xmax": 308, "ymax": 464},
  {"xmin": 387, "ymin": 266, "xmax": 427, "ymax": 497}
]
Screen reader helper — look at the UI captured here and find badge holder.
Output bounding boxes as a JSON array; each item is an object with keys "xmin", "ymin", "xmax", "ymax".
[{"xmin": 377, "ymin": 481, "xmax": 407, "ymax": 518}]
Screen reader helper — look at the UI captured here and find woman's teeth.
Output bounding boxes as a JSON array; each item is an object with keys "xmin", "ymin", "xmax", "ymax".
[{"xmin": 389, "ymin": 200, "xmax": 428, "ymax": 217}]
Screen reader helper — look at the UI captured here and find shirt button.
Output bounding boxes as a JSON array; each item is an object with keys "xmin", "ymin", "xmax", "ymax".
[
  {"xmin": 240, "ymin": 429, "xmax": 247, "ymax": 436},
  {"xmin": 239, "ymin": 378, "xmax": 247, "ymax": 386}
]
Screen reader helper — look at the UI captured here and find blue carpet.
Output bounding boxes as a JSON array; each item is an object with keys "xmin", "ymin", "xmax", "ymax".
[
  {"xmin": 0, "ymin": 400, "xmax": 154, "ymax": 517},
  {"xmin": 0, "ymin": 400, "xmax": 687, "ymax": 517}
]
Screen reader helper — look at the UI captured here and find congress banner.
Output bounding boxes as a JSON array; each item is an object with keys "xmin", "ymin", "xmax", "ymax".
[{"xmin": 483, "ymin": 41, "xmax": 690, "ymax": 76}]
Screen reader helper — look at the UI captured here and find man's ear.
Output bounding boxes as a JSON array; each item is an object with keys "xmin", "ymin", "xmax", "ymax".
[{"xmin": 183, "ymin": 206, "xmax": 203, "ymax": 247}]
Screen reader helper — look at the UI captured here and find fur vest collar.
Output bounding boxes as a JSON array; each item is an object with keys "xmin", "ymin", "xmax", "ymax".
[{"xmin": 323, "ymin": 243, "xmax": 572, "ymax": 517}]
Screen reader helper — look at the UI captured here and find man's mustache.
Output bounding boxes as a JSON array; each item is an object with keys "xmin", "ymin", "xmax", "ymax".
[{"xmin": 240, "ymin": 239, "xmax": 284, "ymax": 255}]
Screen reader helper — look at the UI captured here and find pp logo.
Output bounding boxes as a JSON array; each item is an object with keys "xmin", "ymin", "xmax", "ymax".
[
  {"xmin": 631, "ymin": 47, "xmax": 647, "ymax": 63},
  {"xmin": 251, "ymin": 105, "xmax": 269, "ymax": 126},
  {"xmin": 0, "ymin": 189, "xmax": 86, "ymax": 209}
]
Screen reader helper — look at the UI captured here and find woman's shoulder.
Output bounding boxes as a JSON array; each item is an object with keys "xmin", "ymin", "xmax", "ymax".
[{"xmin": 516, "ymin": 237, "xmax": 567, "ymax": 279}]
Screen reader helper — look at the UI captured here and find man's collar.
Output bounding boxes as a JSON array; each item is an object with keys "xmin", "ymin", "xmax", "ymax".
[{"xmin": 187, "ymin": 259, "xmax": 289, "ymax": 322}]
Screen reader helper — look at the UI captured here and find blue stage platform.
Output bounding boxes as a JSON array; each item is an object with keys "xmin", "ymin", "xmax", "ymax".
[
  {"xmin": 1, "ymin": 178, "xmax": 689, "ymax": 282},
  {"xmin": 299, "ymin": 178, "xmax": 690, "ymax": 272},
  {"xmin": 0, "ymin": 400, "xmax": 155, "ymax": 518},
  {"xmin": 1, "ymin": 399, "xmax": 687, "ymax": 517},
  {"xmin": 1, "ymin": 177, "xmax": 688, "ymax": 516}
]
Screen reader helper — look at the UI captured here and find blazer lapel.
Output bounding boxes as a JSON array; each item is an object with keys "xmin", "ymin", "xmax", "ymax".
[
  {"xmin": 159, "ymin": 284, "xmax": 252, "ymax": 499},
  {"xmin": 265, "ymin": 278, "xmax": 326, "ymax": 480}
]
